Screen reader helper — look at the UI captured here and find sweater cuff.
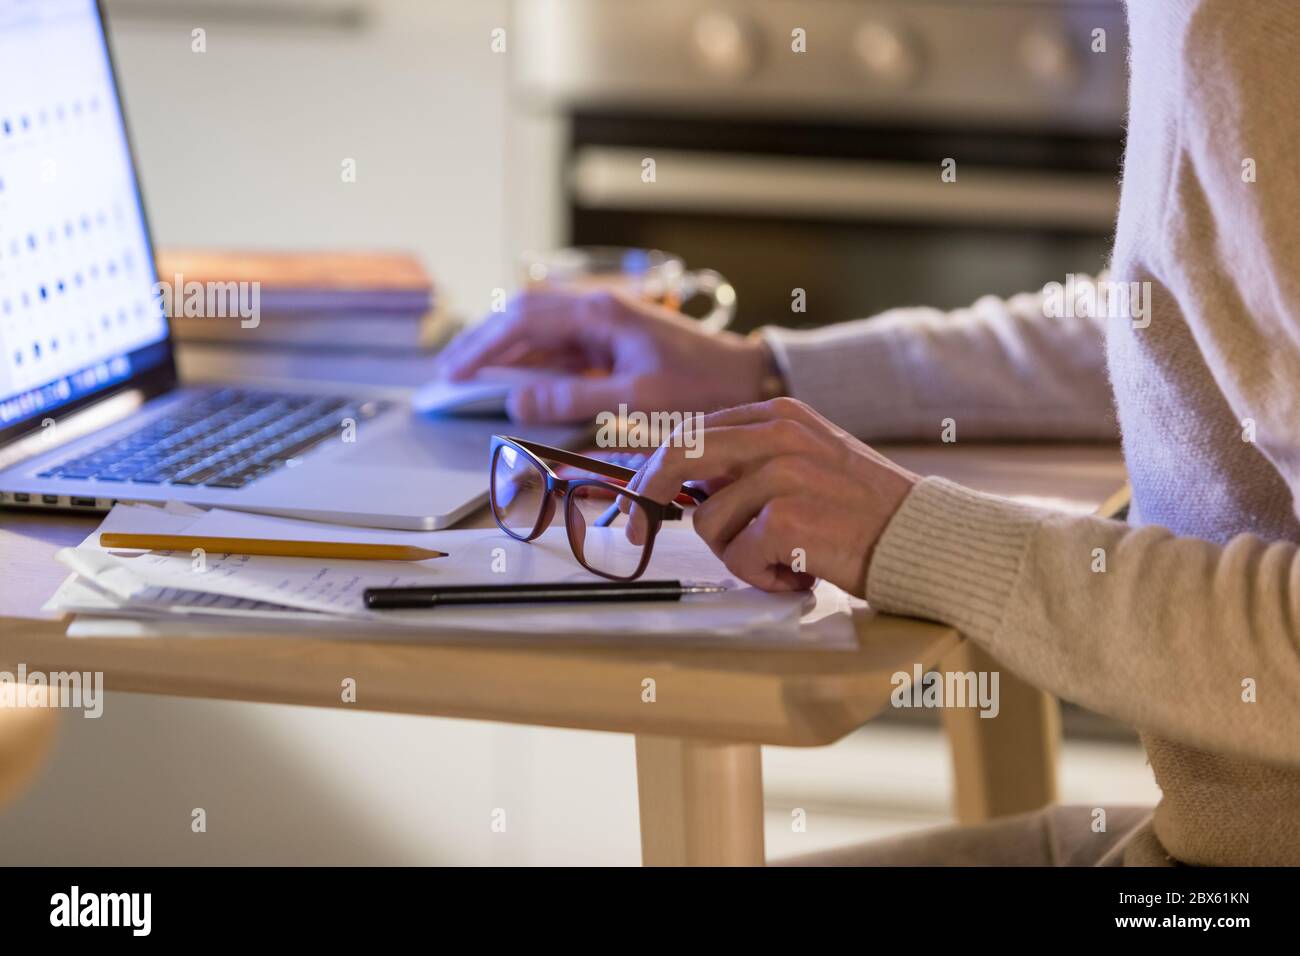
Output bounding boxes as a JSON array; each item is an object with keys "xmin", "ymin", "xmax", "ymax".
[{"xmin": 866, "ymin": 477, "xmax": 1045, "ymax": 642}]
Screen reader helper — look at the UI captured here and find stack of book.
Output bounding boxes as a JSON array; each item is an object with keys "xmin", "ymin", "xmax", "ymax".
[{"xmin": 157, "ymin": 249, "xmax": 445, "ymax": 351}]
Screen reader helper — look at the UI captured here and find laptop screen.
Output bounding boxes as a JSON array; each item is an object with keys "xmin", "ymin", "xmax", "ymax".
[{"xmin": 0, "ymin": 0, "xmax": 171, "ymax": 438}]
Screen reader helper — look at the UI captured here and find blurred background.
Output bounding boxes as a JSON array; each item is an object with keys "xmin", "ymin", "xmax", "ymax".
[{"xmin": 0, "ymin": 0, "xmax": 1158, "ymax": 864}]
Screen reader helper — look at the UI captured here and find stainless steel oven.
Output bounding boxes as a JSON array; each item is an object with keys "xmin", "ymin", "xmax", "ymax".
[{"xmin": 513, "ymin": 0, "xmax": 1128, "ymax": 332}]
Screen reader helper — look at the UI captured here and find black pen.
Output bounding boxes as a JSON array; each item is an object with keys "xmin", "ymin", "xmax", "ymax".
[{"xmin": 363, "ymin": 579, "xmax": 727, "ymax": 610}]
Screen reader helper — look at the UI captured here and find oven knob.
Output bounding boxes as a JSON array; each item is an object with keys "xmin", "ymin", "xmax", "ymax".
[
  {"xmin": 854, "ymin": 20, "xmax": 921, "ymax": 87},
  {"xmin": 1019, "ymin": 24, "xmax": 1081, "ymax": 90},
  {"xmin": 691, "ymin": 11, "xmax": 762, "ymax": 79}
]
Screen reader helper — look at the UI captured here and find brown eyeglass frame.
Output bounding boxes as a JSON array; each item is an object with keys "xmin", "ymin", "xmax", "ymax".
[{"xmin": 489, "ymin": 435, "xmax": 708, "ymax": 581}]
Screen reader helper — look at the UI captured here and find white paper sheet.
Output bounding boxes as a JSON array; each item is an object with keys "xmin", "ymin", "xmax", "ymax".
[{"xmin": 47, "ymin": 503, "xmax": 858, "ymax": 647}]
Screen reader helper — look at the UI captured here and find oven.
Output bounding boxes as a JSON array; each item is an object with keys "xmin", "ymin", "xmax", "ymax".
[{"xmin": 512, "ymin": 0, "xmax": 1128, "ymax": 333}]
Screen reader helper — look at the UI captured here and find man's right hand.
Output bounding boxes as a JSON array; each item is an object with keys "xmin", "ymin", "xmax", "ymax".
[{"xmin": 432, "ymin": 287, "xmax": 777, "ymax": 424}]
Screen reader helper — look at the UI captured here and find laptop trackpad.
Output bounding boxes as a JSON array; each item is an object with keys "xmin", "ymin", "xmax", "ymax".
[
  {"xmin": 337, "ymin": 414, "xmax": 583, "ymax": 469},
  {"xmin": 335, "ymin": 415, "xmax": 498, "ymax": 471}
]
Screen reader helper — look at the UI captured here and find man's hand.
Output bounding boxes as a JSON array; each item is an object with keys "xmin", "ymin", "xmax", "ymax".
[
  {"xmin": 624, "ymin": 398, "xmax": 919, "ymax": 595},
  {"xmin": 433, "ymin": 287, "xmax": 774, "ymax": 424}
]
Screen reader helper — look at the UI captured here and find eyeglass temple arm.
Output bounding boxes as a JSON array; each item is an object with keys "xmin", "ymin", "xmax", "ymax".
[
  {"xmin": 507, "ymin": 437, "xmax": 637, "ymax": 481},
  {"xmin": 505, "ymin": 436, "xmax": 710, "ymax": 504}
]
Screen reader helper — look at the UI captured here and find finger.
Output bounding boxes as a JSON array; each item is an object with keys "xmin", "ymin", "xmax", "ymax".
[
  {"xmin": 620, "ymin": 438, "xmax": 679, "ymax": 545},
  {"xmin": 619, "ymin": 428, "xmax": 751, "ymax": 512},
  {"xmin": 438, "ymin": 291, "xmax": 611, "ymax": 381},
  {"xmin": 632, "ymin": 418, "xmax": 817, "ymax": 510},
  {"xmin": 619, "ymin": 398, "xmax": 823, "ymax": 500},
  {"xmin": 691, "ymin": 457, "xmax": 803, "ymax": 557},
  {"xmin": 619, "ymin": 475, "xmax": 723, "ymax": 508},
  {"xmin": 689, "ymin": 476, "xmax": 733, "ymax": 498},
  {"xmin": 436, "ymin": 302, "xmax": 563, "ymax": 380},
  {"xmin": 619, "ymin": 441, "xmax": 671, "ymax": 504},
  {"xmin": 432, "ymin": 308, "xmax": 527, "ymax": 376},
  {"xmin": 506, "ymin": 373, "xmax": 634, "ymax": 424},
  {"xmin": 718, "ymin": 508, "xmax": 817, "ymax": 592},
  {"xmin": 696, "ymin": 396, "xmax": 830, "ymax": 432},
  {"xmin": 620, "ymin": 422, "xmax": 807, "ymax": 546}
]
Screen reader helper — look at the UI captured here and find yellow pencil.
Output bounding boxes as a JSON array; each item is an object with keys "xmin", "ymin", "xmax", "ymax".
[{"xmin": 99, "ymin": 533, "xmax": 449, "ymax": 562}]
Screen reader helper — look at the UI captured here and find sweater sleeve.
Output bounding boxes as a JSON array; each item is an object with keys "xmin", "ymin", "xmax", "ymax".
[
  {"xmin": 867, "ymin": 478, "xmax": 1300, "ymax": 768},
  {"xmin": 759, "ymin": 281, "xmax": 1116, "ymax": 443}
]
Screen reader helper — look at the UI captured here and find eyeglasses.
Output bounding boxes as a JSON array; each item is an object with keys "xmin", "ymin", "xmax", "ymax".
[{"xmin": 489, "ymin": 435, "xmax": 707, "ymax": 581}]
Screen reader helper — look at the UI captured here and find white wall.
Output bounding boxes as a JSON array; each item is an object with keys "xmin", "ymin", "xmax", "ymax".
[{"xmin": 108, "ymin": 0, "xmax": 527, "ymax": 317}]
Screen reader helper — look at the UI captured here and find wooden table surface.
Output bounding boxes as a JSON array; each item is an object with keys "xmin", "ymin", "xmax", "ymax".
[{"xmin": 0, "ymin": 442, "xmax": 1125, "ymax": 746}]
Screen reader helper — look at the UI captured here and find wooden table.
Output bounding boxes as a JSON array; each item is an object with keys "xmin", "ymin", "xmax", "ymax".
[{"xmin": 0, "ymin": 345, "xmax": 1127, "ymax": 865}]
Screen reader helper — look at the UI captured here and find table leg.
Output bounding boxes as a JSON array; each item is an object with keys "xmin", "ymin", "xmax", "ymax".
[
  {"xmin": 0, "ymin": 695, "xmax": 59, "ymax": 809},
  {"xmin": 635, "ymin": 735, "xmax": 765, "ymax": 866},
  {"xmin": 939, "ymin": 642, "xmax": 1060, "ymax": 824}
]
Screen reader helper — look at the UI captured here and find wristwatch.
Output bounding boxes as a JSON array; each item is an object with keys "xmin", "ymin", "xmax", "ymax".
[{"xmin": 748, "ymin": 330, "xmax": 787, "ymax": 401}]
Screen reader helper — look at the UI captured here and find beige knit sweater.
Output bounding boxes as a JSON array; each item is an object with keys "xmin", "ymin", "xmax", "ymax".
[{"xmin": 763, "ymin": 0, "xmax": 1300, "ymax": 866}]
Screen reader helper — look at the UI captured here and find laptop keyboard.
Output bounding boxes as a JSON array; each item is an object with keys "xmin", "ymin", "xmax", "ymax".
[{"xmin": 38, "ymin": 389, "xmax": 388, "ymax": 490}]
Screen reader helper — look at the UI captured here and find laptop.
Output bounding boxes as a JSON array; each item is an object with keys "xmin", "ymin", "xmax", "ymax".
[{"xmin": 0, "ymin": 0, "xmax": 570, "ymax": 531}]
